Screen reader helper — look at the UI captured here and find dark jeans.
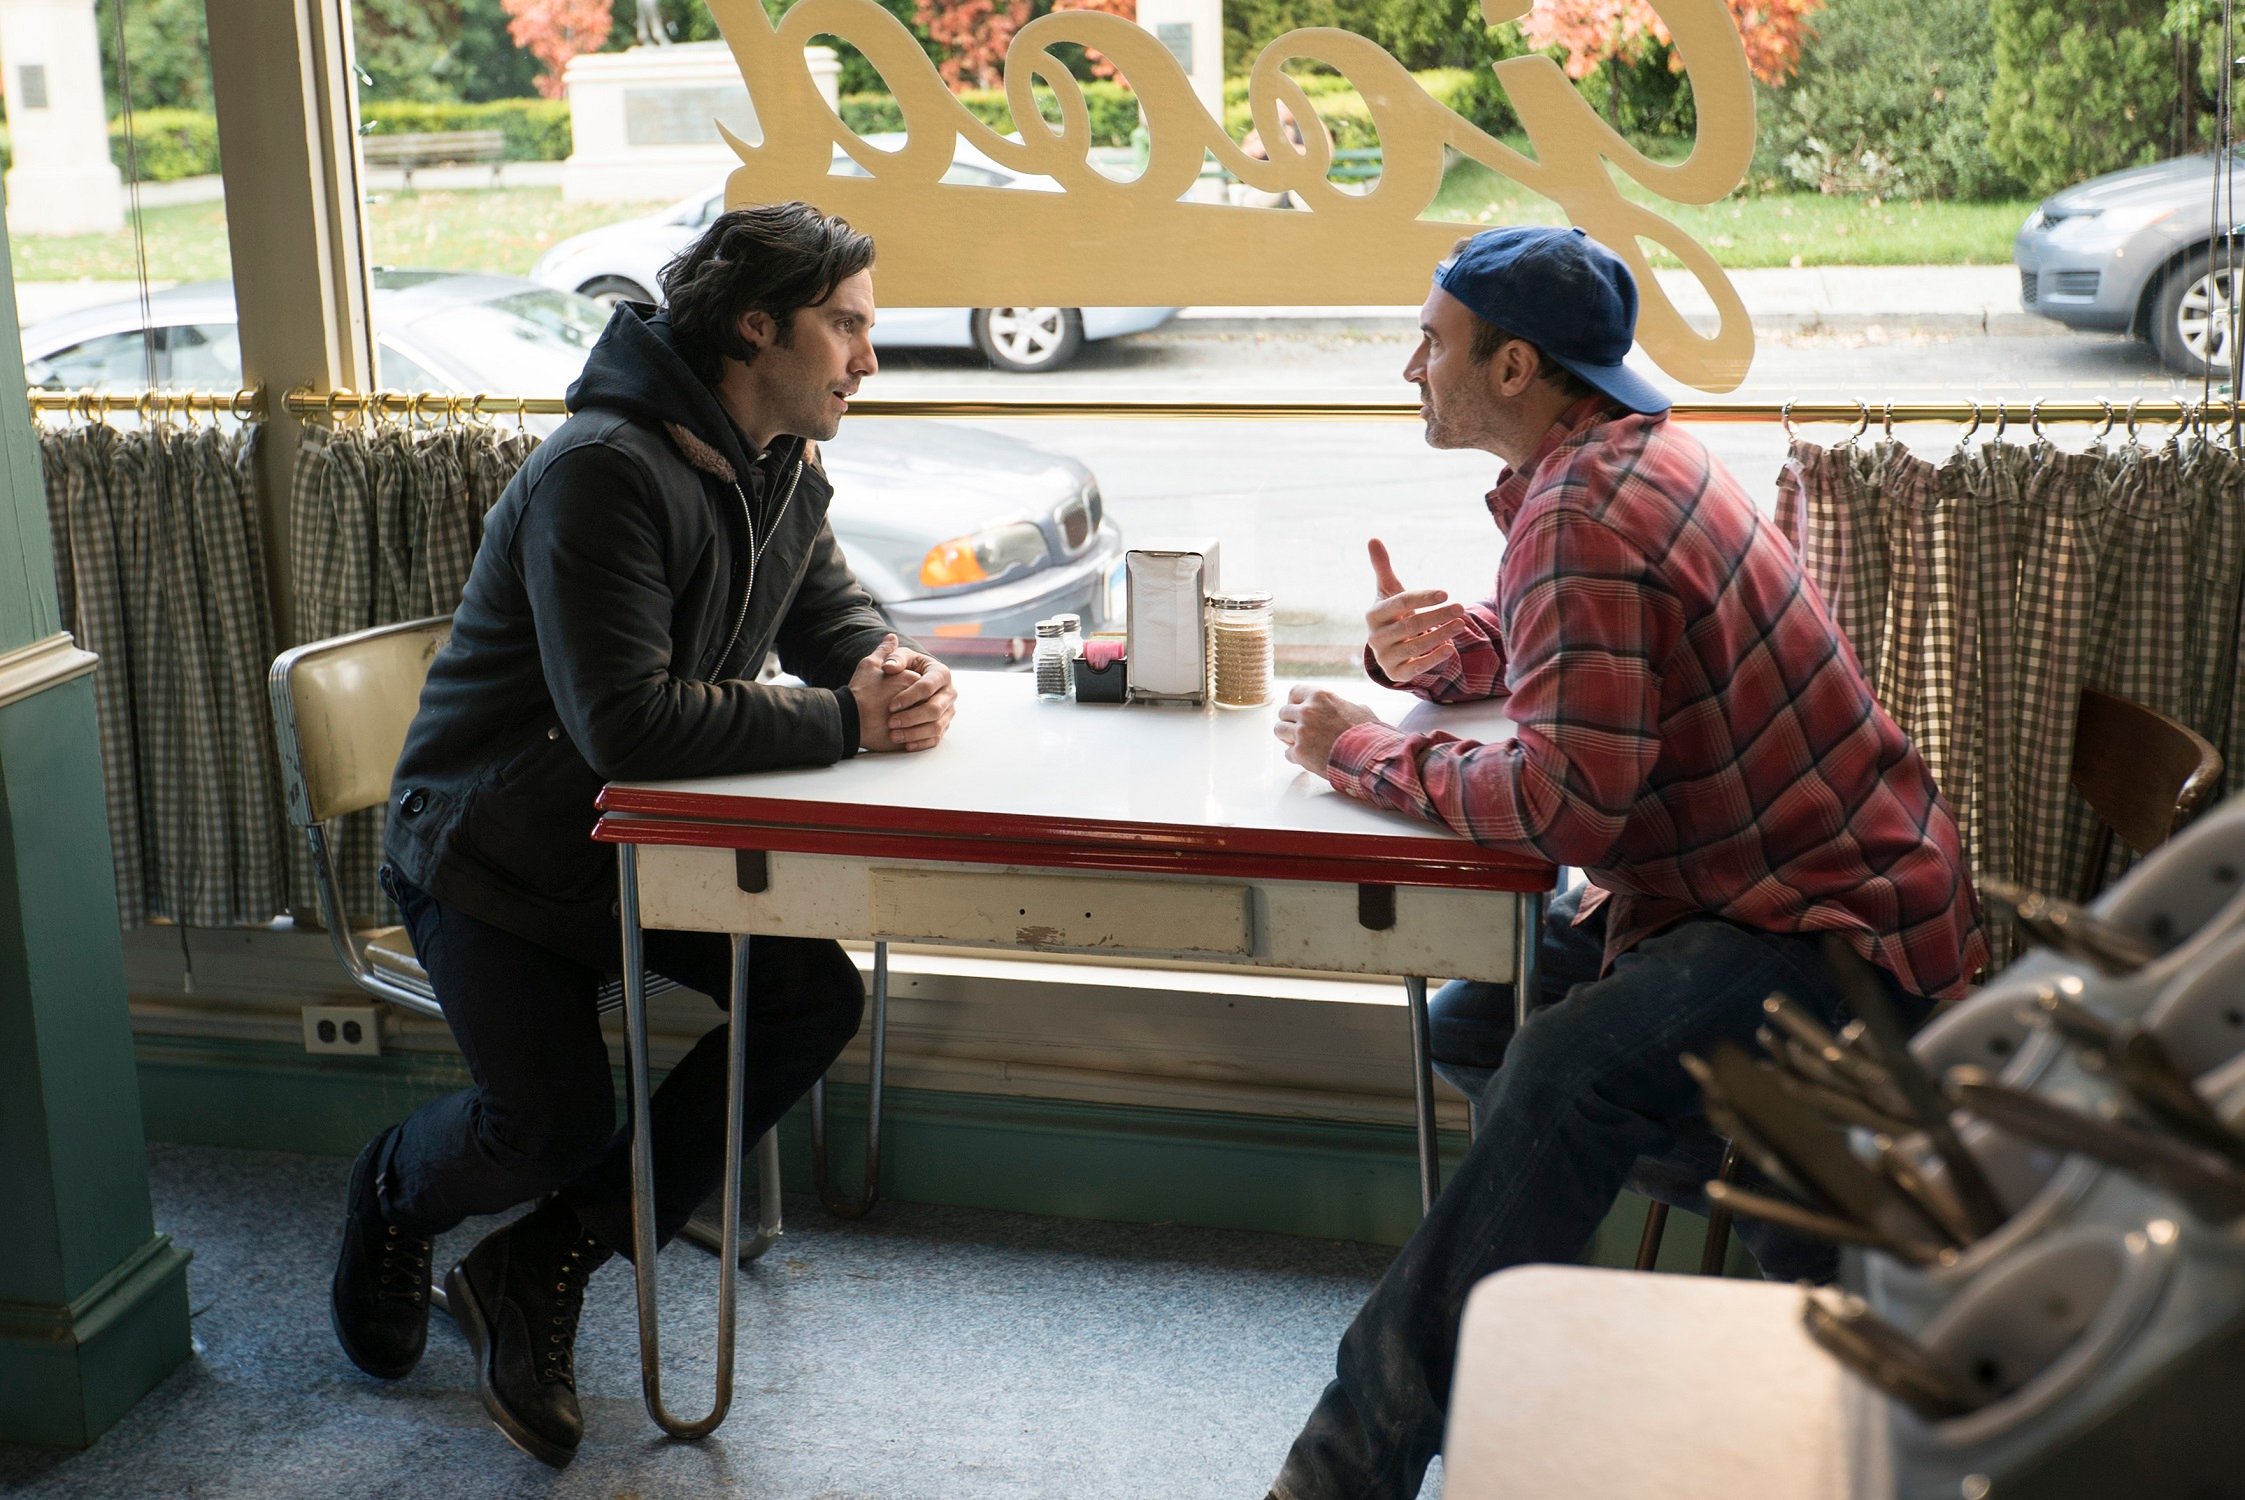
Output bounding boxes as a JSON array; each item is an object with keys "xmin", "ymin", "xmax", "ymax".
[
  {"xmin": 1273, "ymin": 885, "xmax": 1930, "ymax": 1500},
  {"xmin": 372, "ymin": 868, "xmax": 863, "ymax": 1258}
]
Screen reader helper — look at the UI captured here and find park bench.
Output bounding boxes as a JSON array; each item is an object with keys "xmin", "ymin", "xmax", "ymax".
[
  {"xmin": 1329, "ymin": 147, "xmax": 1383, "ymax": 184},
  {"xmin": 358, "ymin": 128, "xmax": 507, "ymax": 189}
]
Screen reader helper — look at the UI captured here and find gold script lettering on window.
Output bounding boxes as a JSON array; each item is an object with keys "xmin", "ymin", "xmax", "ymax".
[{"xmin": 704, "ymin": 0, "xmax": 1757, "ymax": 392}]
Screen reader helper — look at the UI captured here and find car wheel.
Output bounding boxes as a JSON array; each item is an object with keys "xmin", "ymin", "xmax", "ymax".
[
  {"xmin": 2151, "ymin": 249, "xmax": 2242, "ymax": 376},
  {"xmin": 578, "ymin": 276, "xmax": 656, "ymax": 309},
  {"xmin": 972, "ymin": 307, "xmax": 1084, "ymax": 373}
]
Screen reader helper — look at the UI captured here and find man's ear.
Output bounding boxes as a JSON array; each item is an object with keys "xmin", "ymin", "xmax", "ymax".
[
  {"xmin": 736, "ymin": 308, "xmax": 776, "ymax": 351},
  {"xmin": 1492, "ymin": 340, "xmax": 1542, "ymax": 399}
]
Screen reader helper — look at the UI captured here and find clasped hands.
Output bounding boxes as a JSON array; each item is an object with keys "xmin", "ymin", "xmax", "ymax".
[
  {"xmin": 1275, "ymin": 538, "xmax": 1466, "ymax": 775},
  {"xmin": 847, "ymin": 633, "xmax": 957, "ymax": 753}
]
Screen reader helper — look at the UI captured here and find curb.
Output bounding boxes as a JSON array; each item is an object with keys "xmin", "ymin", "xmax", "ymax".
[{"xmin": 1170, "ymin": 311, "xmax": 2058, "ymax": 339}]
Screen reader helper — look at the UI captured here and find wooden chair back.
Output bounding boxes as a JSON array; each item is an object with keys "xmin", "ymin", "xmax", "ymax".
[{"xmin": 2070, "ymin": 685, "xmax": 2224, "ymax": 901}]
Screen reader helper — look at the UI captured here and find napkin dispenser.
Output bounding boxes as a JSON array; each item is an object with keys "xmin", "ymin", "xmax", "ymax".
[{"xmin": 1125, "ymin": 540, "xmax": 1220, "ymax": 703}]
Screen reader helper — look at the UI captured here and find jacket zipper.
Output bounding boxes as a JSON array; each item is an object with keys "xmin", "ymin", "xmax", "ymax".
[{"xmin": 713, "ymin": 455, "xmax": 803, "ymax": 678}]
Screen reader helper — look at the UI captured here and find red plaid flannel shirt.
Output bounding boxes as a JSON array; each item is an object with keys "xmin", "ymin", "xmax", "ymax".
[{"xmin": 1328, "ymin": 396, "xmax": 1988, "ymax": 1001}]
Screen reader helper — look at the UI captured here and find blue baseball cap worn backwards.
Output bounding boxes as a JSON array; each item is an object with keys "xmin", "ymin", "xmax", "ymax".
[{"xmin": 1435, "ymin": 226, "xmax": 1671, "ymax": 417}]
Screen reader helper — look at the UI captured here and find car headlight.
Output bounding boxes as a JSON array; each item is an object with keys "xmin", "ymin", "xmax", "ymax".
[
  {"xmin": 2024, "ymin": 206, "xmax": 2049, "ymax": 233},
  {"xmin": 2086, "ymin": 203, "xmax": 2175, "ymax": 235},
  {"xmin": 918, "ymin": 521, "xmax": 1050, "ymax": 588}
]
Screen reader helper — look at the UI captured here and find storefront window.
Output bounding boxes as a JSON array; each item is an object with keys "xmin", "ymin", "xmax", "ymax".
[
  {"xmin": 6, "ymin": 0, "xmax": 231, "ymax": 395},
  {"xmin": 321, "ymin": 0, "xmax": 2237, "ymax": 664}
]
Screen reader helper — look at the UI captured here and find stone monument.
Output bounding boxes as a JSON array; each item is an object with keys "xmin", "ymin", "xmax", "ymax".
[
  {"xmin": 0, "ymin": 0, "xmax": 125, "ymax": 234},
  {"xmin": 562, "ymin": 40, "xmax": 841, "ymax": 203}
]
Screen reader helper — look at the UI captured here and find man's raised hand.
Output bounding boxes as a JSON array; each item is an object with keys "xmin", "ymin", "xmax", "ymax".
[{"xmin": 1365, "ymin": 538, "xmax": 1469, "ymax": 681}]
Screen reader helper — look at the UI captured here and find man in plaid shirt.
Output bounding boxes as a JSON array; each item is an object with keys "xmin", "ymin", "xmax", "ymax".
[{"xmin": 1266, "ymin": 227, "xmax": 1987, "ymax": 1500}]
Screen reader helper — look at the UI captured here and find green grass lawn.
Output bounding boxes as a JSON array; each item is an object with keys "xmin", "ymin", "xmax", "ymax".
[
  {"xmin": 10, "ymin": 187, "xmax": 674, "ymax": 284},
  {"xmin": 9, "ymin": 174, "xmax": 2032, "ymax": 286},
  {"xmin": 1428, "ymin": 158, "xmax": 2034, "ymax": 269}
]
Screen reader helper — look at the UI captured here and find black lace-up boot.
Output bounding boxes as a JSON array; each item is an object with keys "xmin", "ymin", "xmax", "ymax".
[
  {"xmin": 444, "ymin": 1197, "xmax": 614, "ymax": 1468},
  {"xmin": 330, "ymin": 1128, "xmax": 434, "ymax": 1378}
]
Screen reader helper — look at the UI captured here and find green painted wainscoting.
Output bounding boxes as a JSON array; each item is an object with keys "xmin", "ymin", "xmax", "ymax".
[{"xmin": 133, "ymin": 1032, "xmax": 1747, "ymax": 1275}]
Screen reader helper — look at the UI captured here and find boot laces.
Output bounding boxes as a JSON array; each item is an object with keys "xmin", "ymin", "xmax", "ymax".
[
  {"xmin": 376, "ymin": 1221, "xmax": 433, "ymax": 1308},
  {"xmin": 541, "ymin": 1233, "xmax": 602, "ymax": 1385}
]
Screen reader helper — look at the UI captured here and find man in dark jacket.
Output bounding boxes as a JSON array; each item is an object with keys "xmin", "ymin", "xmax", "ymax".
[{"xmin": 329, "ymin": 202, "xmax": 954, "ymax": 1468}]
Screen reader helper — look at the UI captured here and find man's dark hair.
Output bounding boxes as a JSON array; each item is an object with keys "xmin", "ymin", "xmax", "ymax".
[
  {"xmin": 1465, "ymin": 315, "xmax": 1594, "ymax": 400},
  {"xmin": 658, "ymin": 202, "xmax": 876, "ymax": 382}
]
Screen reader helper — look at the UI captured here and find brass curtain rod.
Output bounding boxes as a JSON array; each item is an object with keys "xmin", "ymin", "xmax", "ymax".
[
  {"xmin": 31, "ymin": 388, "xmax": 265, "ymax": 418},
  {"xmin": 273, "ymin": 388, "xmax": 2245, "ymax": 431}
]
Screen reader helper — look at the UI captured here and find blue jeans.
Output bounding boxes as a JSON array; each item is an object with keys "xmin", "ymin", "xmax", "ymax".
[{"xmin": 1273, "ymin": 886, "xmax": 1930, "ymax": 1500}]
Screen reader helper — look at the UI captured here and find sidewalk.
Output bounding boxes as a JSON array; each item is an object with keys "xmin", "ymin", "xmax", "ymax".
[
  {"xmin": 16, "ymin": 262, "xmax": 2035, "ymax": 337},
  {"xmin": 1176, "ymin": 265, "xmax": 2039, "ymax": 337}
]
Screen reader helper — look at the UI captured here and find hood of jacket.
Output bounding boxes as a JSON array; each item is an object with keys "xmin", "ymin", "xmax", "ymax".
[{"xmin": 566, "ymin": 303, "xmax": 766, "ymax": 483}]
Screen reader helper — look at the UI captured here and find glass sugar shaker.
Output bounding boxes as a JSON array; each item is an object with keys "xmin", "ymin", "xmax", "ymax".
[
  {"xmin": 1034, "ymin": 618, "xmax": 1072, "ymax": 701},
  {"xmin": 1206, "ymin": 591, "xmax": 1275, "ymax": 709}
]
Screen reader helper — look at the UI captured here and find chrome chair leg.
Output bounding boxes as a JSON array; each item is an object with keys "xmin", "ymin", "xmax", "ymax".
[
  {"xmin": 680, "ymin": 1127, "xmax": 784, "ymax": 1265},
  {"xmin": 1405, "ymin": 975, "xmax": 1441, "ymax": 1212},
  {"xmin": 809, "ymin": 939, "xmax": 889, "ymax": 1219},
  {"xmin": 618, "ymin": 843, "xmax": 746, "ymax": 1439}
]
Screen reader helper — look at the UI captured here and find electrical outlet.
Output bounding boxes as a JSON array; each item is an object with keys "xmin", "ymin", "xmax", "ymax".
[{"xmin": 303, "ymin": 1004, "xmax": 382, "ymax": 1056}]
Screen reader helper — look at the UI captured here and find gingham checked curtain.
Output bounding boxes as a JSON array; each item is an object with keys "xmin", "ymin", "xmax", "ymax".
[
  {"xmin": 1779, "ymin": 432, "xmax": 2245, "ymax": 966},
  {"xmin": 42, "ymin": 421, "xmax": 290, "ymax": 926},
  {"xmin": 289, "ymin": 419, "xmax": 538, "ymax": 920}
]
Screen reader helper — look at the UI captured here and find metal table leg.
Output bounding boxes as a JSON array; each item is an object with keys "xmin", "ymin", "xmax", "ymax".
[
  {"xmin": 1405, "ymin": 975, "xmax": 1441, "ymax": 1212},
  {"xmin": 1514, "ymin": 890, "xmax": 1545, "ymax": 1032},
  {"xmin": 618, "ymin": 843, "xmax": 745, "ymax": 1440},
  {"xmin": 809, "ymin": 938, "xmax": 888, "ymax": 1219},
  {"xmin": 680, "ymin": 1127, "xmax": 783, "ymax": 1265}
]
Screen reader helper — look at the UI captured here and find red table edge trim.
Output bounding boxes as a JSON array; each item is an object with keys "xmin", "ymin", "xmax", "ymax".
[
  {"xmin": 596, "ymin": 784, "xmax": 1549, "ymax": 879},
  {"xmin": 593, "ymin": 815, "xmax": 1556, "ymax": 894}
]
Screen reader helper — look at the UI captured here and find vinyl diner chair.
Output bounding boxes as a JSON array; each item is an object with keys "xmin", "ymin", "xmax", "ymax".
[{"xmin": 268, "ymin": 615, "xmax": 783, "ymax": 1284}]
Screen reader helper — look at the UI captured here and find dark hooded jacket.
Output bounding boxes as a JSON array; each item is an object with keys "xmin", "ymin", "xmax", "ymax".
[{"xmin": 383, "ymin": 305, "xmax": 898, "ymax": 970}]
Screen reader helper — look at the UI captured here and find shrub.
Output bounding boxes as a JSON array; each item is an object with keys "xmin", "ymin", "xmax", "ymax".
[
  {"xmin": 1221, "ymin": 67, "xmax": 1516, "ymax": 154},
  {"xmin": 840, "ymin": 81, "xmax": 1142, "ymax": 147},
  {"xmin": 360, "ymin": 98, "xmax": 573, "ymax": 161},
  {"xmin": 1987, "ymin": 0, "xmax": 2205, "ymax": 198},
  {"xmin": 109, "ymin": 109, "xmax": 221, "ymax": 182},
  {"xmin": 1750, "ymin": 0, "xmax": 2021, "ymax": 201}
]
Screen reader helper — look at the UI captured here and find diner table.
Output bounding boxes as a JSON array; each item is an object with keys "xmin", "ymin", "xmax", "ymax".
[{"xmin": 590, "ymin": 669, "xmax": 1556, "ymax": 1434}]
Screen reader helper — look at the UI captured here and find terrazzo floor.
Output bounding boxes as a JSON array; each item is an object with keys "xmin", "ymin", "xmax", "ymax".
[{"xmin": 0, "ymin": 1144, "xmax": 1437, "ymax": 1499}]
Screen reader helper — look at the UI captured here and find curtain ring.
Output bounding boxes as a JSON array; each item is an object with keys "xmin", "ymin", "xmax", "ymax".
[
  {"xmin": 136, "ymin": 390, "xmax": 159, "ymax": 426},
  {"xmin": 233, "ymin": 388, "xmax": 256, "ymax": 421},
  {"xmin": 469, "ymin": 393, "xmax": 491, "ymax": 427},
  {"xmin": 2094, "ymin": 399, "xmax": 2115, "ymax": 442},
  {"xmin": 2125, "ymin": 398, "xmax": 2144, "ymax": 442},
  {"xmin": 1881, "ymin": 401, "xmax": 1896, "ymax": 440},
  {"xmin": 1957, "ymin": 401, "xmax": 1981, "ymax": 445},
  {"xmin": 1849, "ymin": 399, "xmax": 1870, "ymax": 442},
  {"xmin": 411, "ymin": 390, "xmax": 438, "ymax": 429},
  {"xmin": 1780, "ymin": 400, "xmax": 1796, "ymax": 442},
  {"xmin": 514, "ymin": 398, "xmax": 528, "ymax": 433},
  {"xmin": 1990, "ymin": 402, "xmax": 2008, "ymax": 441},
  {"xmin": 2029, "ymin": 399, "xmax": 2048, "ymax": 442},
  {"xmin": 325, "ymin": 389, "xmax": 347, "ymax": 424}
]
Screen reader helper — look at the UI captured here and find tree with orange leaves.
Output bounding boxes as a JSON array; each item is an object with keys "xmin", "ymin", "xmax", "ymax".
[
  {"xmin": 501, "ymin": 0, "xmax": 613, "ymax": 99},
  {"xmin": 1521, "ymin": 0, "xmax": 1822, "ymax": 90},
  {"xmin": 915, "ymin": 0, "xmax": 1136, "ymax": 90}
]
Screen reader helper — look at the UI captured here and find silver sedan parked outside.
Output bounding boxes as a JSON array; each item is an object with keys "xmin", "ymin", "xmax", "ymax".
[
  {"xmin": 23, "ymin": 270, "xmax": 1124, "ymax": 666},
  {"xmin": 530, "ymin": 135, "xmax": 1177, "ymax": 374},
  {"xmin": 2014, "ymin": 152, "xmax": 2245, "ymax": 376}
]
